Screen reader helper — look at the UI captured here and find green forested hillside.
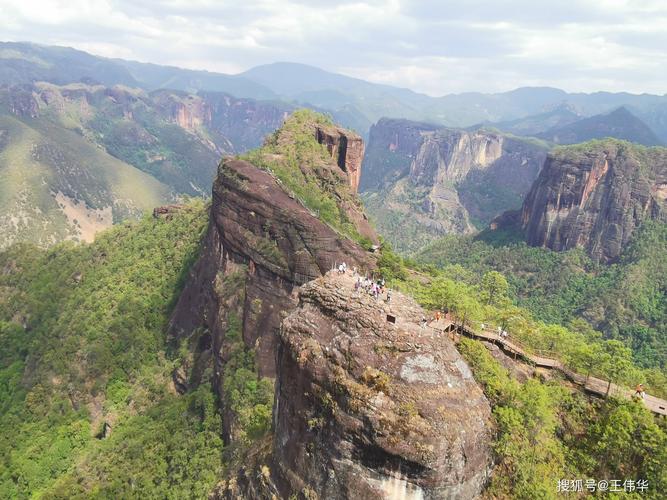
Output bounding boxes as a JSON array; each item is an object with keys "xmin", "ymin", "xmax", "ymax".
[
  {"xmin": 0, "ymin": 200, "xmax": 226, "ymax": 498},
  {"xmin": 414, "ymin": 222, "xmax": 667, "ymax": 370},
  {"xmin": 0, "ymin": 112, "xmax": 171, "ymax": 248},
  {"xmin": 375, "ymin": 243, "xmax": 667, "ymax": 498},
  {"xmin": 0, "ymin": 82, "xmax": 289, "ymax": 249},
  {"xmin": 458, "ymin": 338, "xmax": 667, "ymax": 498},
  {"xmin": 0, "ymin": 140, "xmax": 664, "ymax": 498}
]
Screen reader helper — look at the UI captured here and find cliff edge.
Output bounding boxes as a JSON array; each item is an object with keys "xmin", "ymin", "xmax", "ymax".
[{"xmin": 221, "ymin": 271, "xmax": 493, "ymax": 498}]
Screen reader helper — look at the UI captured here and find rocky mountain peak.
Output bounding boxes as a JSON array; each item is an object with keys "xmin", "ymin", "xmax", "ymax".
[{"xmin": 169, "ymin": 111, "xmax": 377, "ymax": 382}]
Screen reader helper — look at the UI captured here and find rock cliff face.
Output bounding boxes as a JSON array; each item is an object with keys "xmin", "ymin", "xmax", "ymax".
[
  {"xmin": 220, "ymin": 272, "xmax": 492, "ymax": 498},
  {"xmin": 361, "ymin": 118, "xmax": 547, "ymax": 252},
  {"xmin": 315, "ymin": 124, "xmax": 365, "ymax": 192},
  {"xmin": 169, "ymin": 158, "xmax": 375, "ymax": 380},
  {"xmin": 520, "ymin": 140, "xmax": 667, "ymax": 262},
  {"xmin": 170, "ymin": 113, "xmax": 494, "ymax": 499}
]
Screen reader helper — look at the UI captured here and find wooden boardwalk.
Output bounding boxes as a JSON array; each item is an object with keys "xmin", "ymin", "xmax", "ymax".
[{"xmin": 432, "ymin": 319, "xmax": 667, "ymax": 417}]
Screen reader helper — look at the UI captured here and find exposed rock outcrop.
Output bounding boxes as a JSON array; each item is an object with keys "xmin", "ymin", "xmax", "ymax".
[
  {"xmin": 221, "ymin": 271, "xmax": 492, "ymax": 498},
  {"xmin": 520, "ymin": 140, "xmax": 667, "ymax": 262},
  {"xmin": 3, "ymin": 84, "xmax": 40, "ymax": 118},
  {"xmin": 315, "ymin": 124, "xmax": 364, "ymax": 192},
  {"xmin": 361, "ymin": 118, "xmax": 547, "ymax": 252},
  {"xmin": 170, "ymin": 114, "xmax": 495, "ymax": 499},
  {"xmin": 169, "ymin": 158, "xmax": 375, "ymax": 379}
]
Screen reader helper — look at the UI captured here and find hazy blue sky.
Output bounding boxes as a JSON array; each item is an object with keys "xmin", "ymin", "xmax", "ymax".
[{"xmin": 2, "ymin": 0, "xmax": 666, "ymax": 95}]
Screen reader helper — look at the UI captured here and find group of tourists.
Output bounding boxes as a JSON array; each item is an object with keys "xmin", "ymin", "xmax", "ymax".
[
  {"xmin": 352, "ymin": 272, "xmax": 390, "ymax": 303},
  {"xmin": 497, "ymin": 326, "xmax": 509, "ymax": 339}
]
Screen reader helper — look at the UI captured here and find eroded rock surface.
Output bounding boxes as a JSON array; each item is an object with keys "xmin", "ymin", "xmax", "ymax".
[
  {"xmin": 222, "ymin": 271, "xmax": 493, "ymax": 498},
  {"xmin": 169, "ymin": 158, "xmax": 375, "ymax": 378},
  {"xmin": 361, "ymin": 118, "xmax": 547, "ymax": 252},
  {"xmin": 315, "ymin": 124, "xmax": 365, "ymax": 193},
  {"xmin": 521, "ymin": 140, "xmax": 667, "ymax": 262}
]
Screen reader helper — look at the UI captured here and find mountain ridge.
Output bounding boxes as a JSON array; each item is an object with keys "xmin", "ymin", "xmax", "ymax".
[{"xmin": 4, "ymin": 41, "xmax": 667, "ymax": 138}]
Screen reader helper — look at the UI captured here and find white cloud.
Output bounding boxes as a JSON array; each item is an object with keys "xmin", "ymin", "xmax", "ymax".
[{"xmin": 0, "ymin": 0, "xmax": 665, "ymax": 95}]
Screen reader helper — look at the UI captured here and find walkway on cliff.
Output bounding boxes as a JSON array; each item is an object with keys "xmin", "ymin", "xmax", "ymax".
[
  {"xmin": 431, "ymin": 319, "xmax": 667, "ymax": 417},
  {"xmin": 329, "ymin": 269, "xmax": 667, "ymax": 417}
]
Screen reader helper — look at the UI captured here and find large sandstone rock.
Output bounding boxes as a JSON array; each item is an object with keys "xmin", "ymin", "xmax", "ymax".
[
  {"xmin": 222, "ymin": 271, "xmax": 493, "ymax": 498},
  {"xmin": 315, "ymin": 124, "xmax": 364, "ymax": 193},
  {"xmin": 521, "ymin": 140, "xmax": 667, "ymax": 262},
  {"xmin": 169, "ymin": 159, "xmax": 375, "ymax": 379}
]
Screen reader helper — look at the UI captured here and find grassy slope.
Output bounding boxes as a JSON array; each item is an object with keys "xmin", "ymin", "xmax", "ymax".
[
  {"xmin": 0, "ymin": 113, "xmax": 171, "ymax": 248},
  {"xmin": 0, "ymin": 200, "xmax": 224, "ymax": 498},
  {"xmin": 241, "ymin": 109, "xmax": 372, "ymax": 246}
]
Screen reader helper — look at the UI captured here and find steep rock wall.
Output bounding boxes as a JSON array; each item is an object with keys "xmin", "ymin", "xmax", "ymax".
[
  {"xmin": 361, "ymin": 118, "xmax": 547, "ymax": 252},
  {"xmin": 521, "ymin": 141, "xmax": 667, "ymax": 262},
  {"xmin": 220, "ymin": 272, "xmax": 493, "ymax": 498},
  {"xmin": 169, "ymin": 159, "xmax": 375, "ymax": 381},
  {"xmin": 315, "ymin": 124, "xmax": 364, "ymax": 193}
]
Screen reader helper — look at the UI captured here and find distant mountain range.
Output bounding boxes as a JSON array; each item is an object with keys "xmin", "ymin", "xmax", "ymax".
[
  {"xmin": 2, "ymin": 40, "xmax": 667, "ymax": 248},
  {"xmin": 536, "ymin": 107, "xmax": 663, "ymax": 146},
  {"xmin": 0, "ymin": 81, "xmax": 290, "ymax": 247},
  {"xmin": 3, "ymin": 41, "xmax": 667, "ymax": 140}
]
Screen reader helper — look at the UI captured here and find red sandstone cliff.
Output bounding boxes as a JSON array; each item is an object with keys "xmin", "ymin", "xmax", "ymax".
[
  {"xmin": 521, "ymin": 140, "xmax": 667, "ymax": 262},
  {"xmin": 169, "ymin": 113, "xmax": 493, "ymax": 498},
  {"xmin": 315, "ymin": 124, "xmax": 364, "ymax": 192}
]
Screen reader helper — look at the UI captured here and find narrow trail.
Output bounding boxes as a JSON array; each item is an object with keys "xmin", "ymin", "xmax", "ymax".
[
  {"xmin": 432, "ymin": 319, "xmax": 667, "ymax": 417},
  {"xmin": 329, "ymin": 269, "xmax": 667, "ymax": 417}
]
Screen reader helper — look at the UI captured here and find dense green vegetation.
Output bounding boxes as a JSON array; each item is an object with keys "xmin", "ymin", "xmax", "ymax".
[
  {"xmin": 222, "ymin": 312, "xmax": 274, "ymax": 446},
  {"xmin": 0, "ymin": 200, "xmax": 229, "ymax": 498},
  {"xmin": 89, "ymin": 111, "xmax": 219, "ymax": 196},
  {"xmin": 376, "ymin": 234, "xmax": 667, "ymax": 496},
  {"xmin": 377, "ymin": 242, "xmax": 667, "ymax": 399},
  {"xmin": 241, "ymin": 109, "xmax": 372, "ymax": 247},
  {"xmin": 414, "ymin": 221, "xmax": 667, "ymax": 371},
  {"xmin": 459, "ymin": 338, "xmax": 667, "ymax": 499}
]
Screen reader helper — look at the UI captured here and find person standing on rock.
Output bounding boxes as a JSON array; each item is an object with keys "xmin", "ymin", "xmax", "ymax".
[
  {"xmin": 386, "ymin": 289, "xmax": 392, "ymax": 304},
  {"xmin": 635, "ymin": 384, "xmax": 646, "ymax": 400}
]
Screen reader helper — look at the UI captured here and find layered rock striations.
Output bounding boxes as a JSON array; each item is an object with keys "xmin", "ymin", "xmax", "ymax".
[
  {"xmin": 315, "ymin": 124, "xmax": 365, "ymax": 193},
  {"xmin": 169, "ymin": 113, "xmax": 495, "ymax": 499},
  {"xmin": 520, "ymin": 140, "xmax": 667, "ymax": 262},
  {"xmin": 361, "ymin": 118, "xmax": 547, "ymax": 252},
  {"xmin": 169, "ymin": 158, "xmax": 375, "ymax": 380},
  {"xmin": 222, "ymin": 271, "xmax": 493, "ymax": 498},
  {"xmin": 168, "ymin": 114, "xmax": 377, "ymax": 435}
]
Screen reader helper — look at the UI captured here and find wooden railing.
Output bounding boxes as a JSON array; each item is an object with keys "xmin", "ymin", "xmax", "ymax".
[{"xmin": 432, "ymin": 319, "xmax": 667, "ymax": 417}]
